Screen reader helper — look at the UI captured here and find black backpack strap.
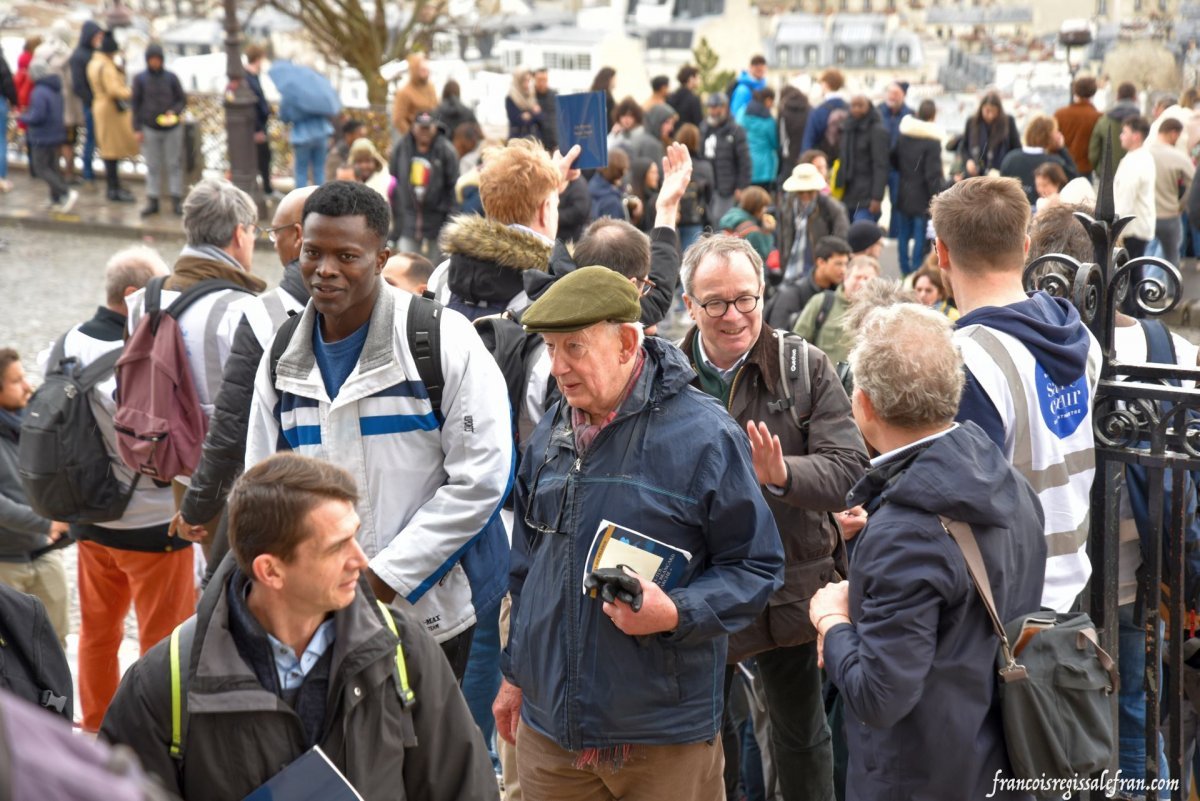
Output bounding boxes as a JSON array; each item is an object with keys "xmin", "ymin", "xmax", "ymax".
[
  {"xmin": 1139, "ymin": 319, "xmax": 1179, "ymax": 378},
  {"xmin": 45, "ymin": 334, "xmax": 69, "ymax": 375},
  {"xmin": 268, "ymin": 312, "xmax": 303, "ymax": 390},
  {"xmin": 144, "ymin": 275, "xmax": 167, "ymax": 317},
  {"xmin": 76, "ymin": 347, "xmax": 123, "ymax": 391},
  {"xmin": 407, "ymin": 295, "xmax": 444, "ymax": 422},
  {"xmin": 812, "ymin": 290, "xmax": 837, "ymax": 341},
  {"xmin": 767, "ymin": 330, "xmax": 812, "ymax": 432},
  {"xmin": 164, "ymin": 279, "xmax": 252, "ymax": 321}
]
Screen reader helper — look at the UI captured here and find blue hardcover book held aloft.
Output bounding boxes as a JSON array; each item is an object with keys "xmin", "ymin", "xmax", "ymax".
[
  {"xmin": 556, "ymin": 91, "xmax": 609, "ymax": 170},
  {"xmin": 242, "ymin": 746, "xmax": 363, "ymax": 801}
]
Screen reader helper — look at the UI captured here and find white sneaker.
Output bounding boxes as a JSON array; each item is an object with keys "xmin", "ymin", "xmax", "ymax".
[{"xmin": 58, "ymin": 190, "xmax": 79, "ymax": 214}]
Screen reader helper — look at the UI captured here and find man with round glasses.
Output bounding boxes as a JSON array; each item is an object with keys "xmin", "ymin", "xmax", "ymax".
[
  {"xmin": 494, "ymin": 265, "xmax": 784, "ymax": 801},
  {"xmin": 680, "ymin": 235, "xmax": 868, "ymax": 801}
]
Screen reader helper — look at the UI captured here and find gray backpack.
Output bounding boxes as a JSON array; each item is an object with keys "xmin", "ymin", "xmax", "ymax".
[{"xmin": 941, "ymin": 517, "xmax": 1118, "ymax": 788}]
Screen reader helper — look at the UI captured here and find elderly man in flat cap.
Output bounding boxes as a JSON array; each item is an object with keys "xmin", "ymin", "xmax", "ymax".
[{"xmin": 492, "ymin": 266, "xmax": 784, "ymax": 801}]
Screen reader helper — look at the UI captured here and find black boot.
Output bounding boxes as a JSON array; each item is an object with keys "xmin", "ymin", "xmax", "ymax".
[
  {"xmin": 140, "ymin": 197, "xmax": 159, "ymax": 217},
  {"xmin": 108, "ymin": 187, "xmax": 135, "ymax": 203},
  {"xmin": 171, "ymin": 196, "xmax": 183, "ymax": 216}
]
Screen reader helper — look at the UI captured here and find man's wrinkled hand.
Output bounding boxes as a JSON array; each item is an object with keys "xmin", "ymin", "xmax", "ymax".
[
  {"xmin": 746, "ymin": 420, "xmax": 788, "ymax": 488},
  {"xmin": 493, "ymin": 679, "xmax": 523, "ymax": 745},
  {"xmin": 835, "ymin": 506, "xmax": 868, "ymax": 540},
  {"xmin": 602, "ymin": 569, "xmax": 679, "ymax": 636}
]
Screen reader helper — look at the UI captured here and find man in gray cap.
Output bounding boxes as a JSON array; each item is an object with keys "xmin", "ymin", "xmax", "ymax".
[
  {"xmin": 493, "ymin": 266, "xmax": 784, "ymax": 801},
  {"xmin": 701, "ymin": 91, "xmax": 751, "ymax": 227}
]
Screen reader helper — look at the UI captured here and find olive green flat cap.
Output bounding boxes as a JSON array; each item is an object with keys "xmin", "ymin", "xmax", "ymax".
[{"xmin": 521, "ymin": 266, "xmax": 642, "ymax": 333}]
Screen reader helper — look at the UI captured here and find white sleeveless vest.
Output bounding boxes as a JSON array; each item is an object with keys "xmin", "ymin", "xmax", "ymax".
[{"xmin": 956, "ymin": 324, "xmax": 1101, "ymax": 612}]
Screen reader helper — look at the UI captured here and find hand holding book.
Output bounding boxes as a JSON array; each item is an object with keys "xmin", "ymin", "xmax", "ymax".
[{"xmin": 601, "ymin": 567, "xmax": 680, "ymax": 637}]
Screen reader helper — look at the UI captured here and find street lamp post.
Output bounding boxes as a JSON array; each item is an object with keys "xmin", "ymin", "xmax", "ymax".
[{"xmin": 224, "ymin": 0, "xmax": 264, "ymax": 217}]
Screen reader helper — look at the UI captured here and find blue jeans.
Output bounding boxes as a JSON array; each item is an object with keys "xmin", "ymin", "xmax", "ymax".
[
  {"xmin": 82, "ymin": 107, "xmax": 96, "ymax": 181},
  {"xmin": 0, "ymin": 98, "xmax": 8, "ymax": 180},
  {"xmin": 892, "ymin": 211, "xmax": 928, "ymax": 276},
  {"xmin": 849, "ymin": 204, "xmax": 880, "ymax": 224},
  {"xmin": 460, "ymin": 600, "xmax": 501, "ymax": 772},
  {"xmin": 292, "ymin": 140, "xmax": 326, "ymax": 188},
  {"xmin": 1118, "ymin": 603, "xmax": 1171, "ymax": 797}
]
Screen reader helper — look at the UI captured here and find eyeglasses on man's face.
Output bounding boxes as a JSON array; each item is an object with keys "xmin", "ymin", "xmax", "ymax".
[{"xmin": 698, "ymin": 294, "xmax": 760, "ymax": 318}]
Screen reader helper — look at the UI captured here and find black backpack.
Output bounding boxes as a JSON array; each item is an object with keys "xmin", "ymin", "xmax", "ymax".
[
  {"xmin": 473, "ymin": 312, "xmax": 557, "ymax": 448},
  {"xmin": 270, "ymin": 294, "xmax": 445, "ymax": 419},
  {"xmin": 19, "ymin": 335, "xmax": 138, "ymax": 524},
  {"xmin": 0, "ymin": 584, "xmax": 72, "ymax": 721}
]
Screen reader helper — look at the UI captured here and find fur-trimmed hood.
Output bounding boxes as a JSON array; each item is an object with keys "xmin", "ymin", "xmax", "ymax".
[
  {"xmin": 439, "ymin": 214, "xmax": 553, "ymax": 271},
  {"xmin": 899, "ymin": 114, "xmax": 946, "ymax": 143},
  {"xmin": 439, "ymin": 214, "xmax": 554, "ymax": 311}
]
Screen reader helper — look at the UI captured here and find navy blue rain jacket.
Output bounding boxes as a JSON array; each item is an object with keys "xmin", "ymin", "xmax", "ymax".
[
  {"xmin": 21, "ymin": 76, "xmax": 65, "ymax": 147},
  {"xmin": 503, "ymin": 337, "xmax": 784, "ymax": 750},
  {"xmin": 823, "ymin": 421, "xmax": 1045, "ymax": 801}
]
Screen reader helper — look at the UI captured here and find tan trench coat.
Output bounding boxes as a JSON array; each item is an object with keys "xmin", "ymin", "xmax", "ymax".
[{"xmin": 86, "ymin": 53, "xmax": 138, "ymax": 160}]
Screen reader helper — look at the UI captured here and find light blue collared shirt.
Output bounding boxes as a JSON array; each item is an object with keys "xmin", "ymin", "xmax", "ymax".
[
  {"xmin": 696, "ymin": 334, "xmax": 751, "ymax": 384},
  {"xmin": 266, "ymin": 618, "xmax": 337, "ymax": 692}
]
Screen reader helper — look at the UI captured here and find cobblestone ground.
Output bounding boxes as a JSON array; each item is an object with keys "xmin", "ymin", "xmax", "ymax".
[{"xmin": 0, "ymin": 221, "xmax": 282, "ymax": 724}]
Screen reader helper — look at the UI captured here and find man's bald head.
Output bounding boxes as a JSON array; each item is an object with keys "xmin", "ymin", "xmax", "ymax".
[{"xmin": 272, "ymin": 186, "xmax": 319, "ymax": 267}]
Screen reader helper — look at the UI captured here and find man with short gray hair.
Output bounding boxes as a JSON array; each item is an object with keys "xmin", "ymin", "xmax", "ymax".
[
  {"xmin": 811, "ymin": 302, "xmax": 1045, "ymax": 800},
  {"xmin": 495, "ymin": 265, "xmax": 784, "ymax": 801},
  {"xmin": 125, "ymin": 178, "xmax": 267, "ymax": 425},
  {"xmin": 680, "ymin": 234, "xmax": 867, "ymax": 801},
  {"xmin": 50, "ymin": 244, "xmax": 197, "ymax": 732}
]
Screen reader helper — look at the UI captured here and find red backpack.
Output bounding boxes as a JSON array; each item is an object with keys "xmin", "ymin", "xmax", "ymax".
[{"xmin": 113, "ymin": 277, "xmax": 248, "ymax": 481}]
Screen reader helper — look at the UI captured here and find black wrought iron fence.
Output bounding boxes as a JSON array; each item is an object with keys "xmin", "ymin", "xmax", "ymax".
[{"xmin": 1026, "ymin": 167, "xmax": 1196, "ymax": 800}]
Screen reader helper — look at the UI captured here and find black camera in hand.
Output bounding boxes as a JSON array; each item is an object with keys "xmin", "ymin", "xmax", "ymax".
[{"xmin": 585, "ymin": 566, "xmax": 644, "ymax": 613}]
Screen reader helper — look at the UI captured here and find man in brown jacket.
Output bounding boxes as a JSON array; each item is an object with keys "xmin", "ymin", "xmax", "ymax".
[
  {"xmin": 391, "ymin": 53, "xmax": 438, "ymax": 136},
  {"xmin": 1054, "ymin": 75, "xmax": 1103, "ymax": 179},
  {"xmin": 680, "ymin": 235, "xmax": 868, "ymax": 801}
]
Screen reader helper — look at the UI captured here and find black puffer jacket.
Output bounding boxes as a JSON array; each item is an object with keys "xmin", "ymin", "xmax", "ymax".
[
  {"xmin": 131, "ymin": 44, "xmax": 185, "ymax": 132},
  {"xmin": 437, "ymin": 215, "xmax": 553, "ymax": 319},
  {"xmin": 180, "ymin": 263, "xmax": 309, "ymax": 528},
  {"xmin": 390, "ymin": 130, "xmax": 459, "ymax": 242},
  {"xmin": 555, "ymin": 175, "xmax": 591, "ymax": 244},
  {"xmin": 837, "ymin": 107, "xmax": 889, "ymax": 207},
  {"xmin": 700, "ymin": 116, "xmax": 751, "ymax": 197}
]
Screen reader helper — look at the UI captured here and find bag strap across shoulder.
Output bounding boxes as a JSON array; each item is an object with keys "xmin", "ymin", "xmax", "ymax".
[
  {"xmin": 406, "ymin": 295, "xmax": 444, "ymax": 422},
  {"xmin": 938, "ymin": 516, "xmax": 1023, "ymax": 679},
  {"xmin": 768, "ymin": 330, "xmax": 811, "ymax": 431}
]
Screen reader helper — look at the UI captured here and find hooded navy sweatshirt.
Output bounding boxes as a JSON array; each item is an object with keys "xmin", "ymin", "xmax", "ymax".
[{"xmin": 955, "ymin": 292, "xmax": 1093, "ymax": 450}]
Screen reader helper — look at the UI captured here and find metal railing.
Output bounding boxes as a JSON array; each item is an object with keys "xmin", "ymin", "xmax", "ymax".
[
  {"xmin": 1025, "ymin": 155, "xmax": 1193, "ymax": 799},
  {"xmin": 4, "ymin": 93, "xmax": 392, "ymax": 187}
]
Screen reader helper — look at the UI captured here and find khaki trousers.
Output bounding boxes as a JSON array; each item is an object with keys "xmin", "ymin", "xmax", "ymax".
[
  {"xmin": 516, "ymin": 719, "xmax": 724, "ymax": 801},
  {"xmin": 0, "ymin": 551, "xmax": 69, "ymax": 647}
]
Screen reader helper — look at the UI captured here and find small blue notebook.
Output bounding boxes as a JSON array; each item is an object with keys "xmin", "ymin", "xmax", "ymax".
[
  {"xmin": 242, "ymin": 746, "xmax": 363, "ymax": 801},
  {"xmin": 556, "ymin": 91, "xmax": 609, "ymax": 170}
]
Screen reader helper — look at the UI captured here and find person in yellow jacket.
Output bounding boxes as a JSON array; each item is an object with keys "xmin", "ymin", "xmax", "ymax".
[{"xmin": 87, "ymin": 31, "xmax": 137, "ymax": 202}]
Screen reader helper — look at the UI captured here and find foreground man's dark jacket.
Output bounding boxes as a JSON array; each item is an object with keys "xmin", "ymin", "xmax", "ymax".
[
  {"xmin": 823, "ymin": 422, "xmax": 1045, "ymax": 801},
  {"xmin": 502, "ymin": 337, "xmax": 784, "ymax": 750},
  {"xmin": 99, "ymin": 558, "xmax": 499, "ymax": 801}
]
